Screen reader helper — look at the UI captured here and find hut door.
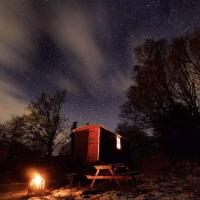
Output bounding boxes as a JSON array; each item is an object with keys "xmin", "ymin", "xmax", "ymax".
[{"xmin": 87, "ymin": 127, "xmax": 100, "ymax": 162}]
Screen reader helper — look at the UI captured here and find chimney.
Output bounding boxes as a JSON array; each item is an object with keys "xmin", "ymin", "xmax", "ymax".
[{"xmin": 70, "ymin": 122, "xmax": 77, "ymax": 158}]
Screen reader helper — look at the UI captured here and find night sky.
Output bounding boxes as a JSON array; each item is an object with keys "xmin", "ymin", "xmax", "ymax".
[{"xmin": 1, "ymin": 0, "xmax": 200, "ymax": 131}]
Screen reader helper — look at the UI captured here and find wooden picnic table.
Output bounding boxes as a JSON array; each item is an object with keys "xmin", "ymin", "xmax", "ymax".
[{"xmin": 86, "ymin": 163, "xmax": 132, "ymax": 188}]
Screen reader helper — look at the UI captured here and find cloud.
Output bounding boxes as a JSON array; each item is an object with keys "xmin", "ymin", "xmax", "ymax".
[
  {"xmin": 49, "ymin": 3, "xmax": 108, "ymax": 99},
  {"xmin": 0, "ymin": 74, "xmax": 28, "ymax": 122},
  {"xmin": 0, "ymin": 1, "xmax": 133, "ymax": 127},
  {"xmin": 48, "ymin": 2, "xmax": 134, "ymax": 102},
  {"xmin": 52, "ymin": 5, "xmax": 104, "ymax": 78},
  {"xmin": 52, "ymin": 74, "xmax": 80, "ymax": 95},
  {"xmin": 0, "ymin": 0, "xmax": 35, "ymax": 70},
  {"xmin": 110, "ymin": 71, "xmax": 132, "ymax": 95},
  {"xmin": 0, "ymin": 1, "xmax": 35, "ymax": 122}
]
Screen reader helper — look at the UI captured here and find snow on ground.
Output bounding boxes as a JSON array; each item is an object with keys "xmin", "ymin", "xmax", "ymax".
[
  {"xmin": 0, "ymin": 183, "xmax": 27, "ymax": 200},
  {"xmin": 27, "ymin": 188, "xmax": 137, "ymax": 200},
  {"xmin": 2, "ymin": 162, "xmax": 200, "ymax": 199}
]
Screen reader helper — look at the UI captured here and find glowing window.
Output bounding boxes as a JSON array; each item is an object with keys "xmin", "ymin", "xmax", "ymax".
[{"xmin": 116, "ymin": 136, "xmax": 121, "ymax": 150}]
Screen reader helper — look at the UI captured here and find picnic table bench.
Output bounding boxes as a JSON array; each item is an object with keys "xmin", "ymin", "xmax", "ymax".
[{"xmin": 86, "ymin": 163, "xmax": 132, "ymax": 188}]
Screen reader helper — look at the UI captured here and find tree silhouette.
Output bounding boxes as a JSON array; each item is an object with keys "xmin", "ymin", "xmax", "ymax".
[
  {"xmin": 120, "ymin": 33, "xmax": 200, "ymax": 157},
  {"xmin": 0, "ymin": 123, "xmax": 7, "ymax": 145},
  {"xmin": 24, "ymin": 90, "xmax": 69, "ymax": 157},
  {"xmin": 0, "ymin": 116, "xmax": 26, "ymax": 158}
]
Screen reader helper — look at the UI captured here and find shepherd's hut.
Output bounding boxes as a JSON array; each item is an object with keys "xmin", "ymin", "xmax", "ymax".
[{"xmin": 72, "ymin": 124, "xmax": 129, "ymax": 163}]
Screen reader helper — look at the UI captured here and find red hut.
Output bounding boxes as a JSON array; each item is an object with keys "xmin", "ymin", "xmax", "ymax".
[{"xmin": 73, "ymin": 124, "xmax": 129, "ymax": 163}]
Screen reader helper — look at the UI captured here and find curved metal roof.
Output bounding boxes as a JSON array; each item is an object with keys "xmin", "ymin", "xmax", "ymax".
[{"xmin": 73, "ymin": 124, "xmax": 125, "ymax": 139}]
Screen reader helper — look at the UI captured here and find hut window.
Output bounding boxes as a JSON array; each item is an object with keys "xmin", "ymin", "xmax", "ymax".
[{"xmin": 116, "ymin": 136, "xmax": 121, "ymax": 150}]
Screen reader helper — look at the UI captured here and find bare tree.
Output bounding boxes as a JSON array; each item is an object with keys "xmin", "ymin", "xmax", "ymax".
[
  {"xmin": 0, "ymin": 116, "xmax": 26, "ymax": 157},
  {"xmin": 6, "ymin": 116, "xmax": 25, "ymax": 144},
  {"xmin": 24, "ymin": 90, "xmax": 69, "ymax": 157},
  {"xmin": 120, "ymin": 34, "xmax": 200, "ymax": 157},
  {"xmin": 0, "ymin": 123, "xmax": 7, "ymax": 145}
]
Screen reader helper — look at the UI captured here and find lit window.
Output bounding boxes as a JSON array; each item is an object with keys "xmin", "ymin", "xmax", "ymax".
[{"xmin": 116, "ymin": 136, "xmax": 121, "ymax": 150}]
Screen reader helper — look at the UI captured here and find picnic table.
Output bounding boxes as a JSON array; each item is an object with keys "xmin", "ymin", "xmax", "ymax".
[{"xmin": 86, "ymin": 163, "xmax": 132, "ymax": 188}]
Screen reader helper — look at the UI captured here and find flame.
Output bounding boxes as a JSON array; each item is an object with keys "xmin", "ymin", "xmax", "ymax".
[{"xmin": 29, "ymin": 173, "xmax": 45, "ymax": 190}]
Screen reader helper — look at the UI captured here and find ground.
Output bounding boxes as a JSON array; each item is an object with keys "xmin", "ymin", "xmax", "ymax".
[{"xmin": 1, "ymin": 161, "xmax": 200, "ymax": 200}]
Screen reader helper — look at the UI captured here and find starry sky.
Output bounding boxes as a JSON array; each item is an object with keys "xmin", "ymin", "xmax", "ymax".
[{"xmin": 0, "ymin": 0, "xmax": 200, "ymax": 131}]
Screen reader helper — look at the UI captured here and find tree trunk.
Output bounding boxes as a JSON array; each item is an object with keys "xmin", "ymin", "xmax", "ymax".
[{"xmin": 47, "ymin": 144, "xmax": 53, "ymax": 157}]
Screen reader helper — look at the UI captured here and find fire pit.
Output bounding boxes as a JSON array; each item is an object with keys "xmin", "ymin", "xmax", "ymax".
[{"xmin": 28, "ymin": 173, "xmax": 45, "ymax": 195}]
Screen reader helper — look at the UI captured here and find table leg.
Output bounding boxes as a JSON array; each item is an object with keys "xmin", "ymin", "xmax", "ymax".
[
  {"xmin": 109, "ymin": 169, "xmax": 121, "ymax": 187},
  {"xmin": 90, "ymin": 169, "xmax": 100, "ymax": 188}
]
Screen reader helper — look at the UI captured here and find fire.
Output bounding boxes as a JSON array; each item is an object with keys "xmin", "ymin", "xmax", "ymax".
[{"xmin": 29, "ymin": 173, "xmax": 45, "ymax": 190}]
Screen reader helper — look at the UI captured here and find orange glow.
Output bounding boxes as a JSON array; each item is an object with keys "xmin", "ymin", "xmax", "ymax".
[
  {"xmin": 116, "ymin": 136, "xmax": 121, "ymax": 150},
  {"xmin": 29, "ymin": 173, "xmax": 45, "ymax": 190}
]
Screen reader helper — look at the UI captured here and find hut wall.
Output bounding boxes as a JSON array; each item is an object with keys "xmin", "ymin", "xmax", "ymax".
[
  {"xmin": 99, "ymin": 128, "xmax": 128, "ymax": 163},
  {"xmin": 87, "ymin": 126, "xmax": 100, "ymax": 162},
  {"xmin": 73, "ymin": 125, "xmax": 129, "ymax": 163},
  {"xmin": 73, "ymin": 130, "xmax": 89, "ymax": 161}
]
